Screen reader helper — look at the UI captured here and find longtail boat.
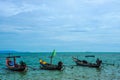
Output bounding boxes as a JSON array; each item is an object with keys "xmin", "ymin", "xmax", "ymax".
[
  {"xmin": 39, "ymin": 50, "xmax": 64, "ymax": 70},
  {"xmin": 6, "ymin": 56, "xmax": 27, "ymax": 71},
  {"xmin": 39, "ymin": 59, "xmax": 63, "ymax": 70},
  {"xmin": 72, "ymin": 57, "xmax": 102, "ymax": 68}
]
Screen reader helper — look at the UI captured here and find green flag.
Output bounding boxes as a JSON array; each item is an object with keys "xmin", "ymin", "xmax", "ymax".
[{"xmin": 51, "ymin": 49, "xmax": 56, "ymax": 58}]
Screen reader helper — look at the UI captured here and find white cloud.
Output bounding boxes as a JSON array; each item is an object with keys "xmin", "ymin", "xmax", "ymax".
[
  {"xmin": 94, "ymin": 12, "xmax": 120, "ymax": 31},
  {"xmin": 0, "ymin": 0, "xmax": 120, "ymax": 51},
  {"xmin": 52, "ymin": 34, "xmax": 96, "ymax": 42},
  {"xmin": 85, "ymin": 0, "xmax": 109, "ymax": 4},
  {"xmin": 0, "ymin": 1, "xmax": 48, "ymax": 17},
  {"xmin": 0, "ymin": 25, "xmax": 34, "ymax": 33}
]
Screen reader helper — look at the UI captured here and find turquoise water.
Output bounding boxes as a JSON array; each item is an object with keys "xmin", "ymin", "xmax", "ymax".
[{"xmin": 0, "ymin": 52, "xmax": 120, "ymax": 80}]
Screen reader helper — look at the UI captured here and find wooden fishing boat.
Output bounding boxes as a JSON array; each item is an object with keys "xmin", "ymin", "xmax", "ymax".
[
  {"xmin": 72, "ymin": 57, "xmax": 102, "ymax": 68},
  {"xmin": 39, "ymin": 59, "xmax": 63, "ymax": 70},
  {"xmin": 39, "ymin": 50, "xmax": 64, "ymax": 70},
  {"xmin": 6, "ymin": 56, "xmax": 27, "ymax": 71}
]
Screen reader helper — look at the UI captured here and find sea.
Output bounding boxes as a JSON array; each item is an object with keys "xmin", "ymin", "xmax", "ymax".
[{"xmin": 0, "ymin": 52, "xmax": 120, "ymax": 80}]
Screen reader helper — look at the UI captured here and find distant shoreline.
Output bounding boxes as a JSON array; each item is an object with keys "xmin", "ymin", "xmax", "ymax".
[{"xmin": 0, "ymin": 51, "xmax": 120, "ymax": 54}]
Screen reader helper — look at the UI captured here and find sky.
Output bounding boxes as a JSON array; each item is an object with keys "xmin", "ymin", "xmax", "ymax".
[{"xmin": 0, "ymin": 0, "xmax": 120, "ymax": 52}]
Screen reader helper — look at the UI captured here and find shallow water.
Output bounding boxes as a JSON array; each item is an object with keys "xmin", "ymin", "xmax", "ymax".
[{"xmin": 0, "ymin": 52, "xmax": 120, "ymax": 80}]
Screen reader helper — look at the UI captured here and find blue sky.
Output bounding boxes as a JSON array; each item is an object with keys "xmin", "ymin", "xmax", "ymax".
[{"xmin": 0, "ymin": 0, "xmax": 120, "ymax": 52}]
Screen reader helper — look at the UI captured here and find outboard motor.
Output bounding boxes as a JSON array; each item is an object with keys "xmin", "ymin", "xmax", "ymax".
[
  {"xmin": 96, "ymin": 58, "xmax": 102, "ymax": 66},
  {"xmin": 20, "ymin": 61, "xmax": 26, "ymax": 67},
  {"xmin": 99, "ymin": 60, "xmax": 102, "ymax": 66},
  {"xmin": 57, "ymin": 61, "xmax": 63, "ymax": 70}
]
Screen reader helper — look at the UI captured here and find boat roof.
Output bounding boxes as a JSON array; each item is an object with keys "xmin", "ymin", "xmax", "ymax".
[
  {"xmin": 6, "ymin": 56, "xmax": 21, "ymax": 58},
  {"xmin": 85, "ymin": 55, "xmax": 95, "ymax": 57}
]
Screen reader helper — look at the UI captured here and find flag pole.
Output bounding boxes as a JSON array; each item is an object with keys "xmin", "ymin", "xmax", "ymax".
[
  {"xmin": 50, "ymin": 49, "xmax": 56, "ymax": 64},
  {"xmin": 50, "ymin": 56, "xmax": 52, "ymax": 64}
]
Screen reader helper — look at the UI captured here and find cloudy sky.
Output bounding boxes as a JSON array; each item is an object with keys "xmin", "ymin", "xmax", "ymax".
[{"xmin": 0, "ymin": 0, "xmax": 120, "ymax": 52}]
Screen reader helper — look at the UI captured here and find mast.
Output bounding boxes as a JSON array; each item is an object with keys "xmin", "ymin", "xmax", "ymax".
[
  {"xmin": 50, "ymin": 56, "xmax": 52, "ymax": 64},
  {"xmin": 13, "ymin": 57, "xmax": 16, "ymax": 66},
  {"xmin": 50, "ymin": 49, "xmax": 56, "ymax": 64}
]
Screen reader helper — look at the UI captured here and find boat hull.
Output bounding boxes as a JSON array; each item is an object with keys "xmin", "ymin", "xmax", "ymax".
[
  {"xmin": 39, "ymin": 59, "xmax": 63, "ymax": 70},
  {"xmin": 75, "ymin": 62, "xmax": 100, "ymax": 68},
  {"xmin": 7, "ymin": 65, "xmax": 27, "ymax": 71},
  {"xmin": 73, "ymin": 57, "xmax": 101, "ymax": 68},
  {"xmin": 40, "ymin": 64, "xmax": 61, "ymax": 70}
]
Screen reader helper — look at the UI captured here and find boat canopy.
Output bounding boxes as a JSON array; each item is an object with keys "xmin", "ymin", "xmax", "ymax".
[{"xmin": 6, "ymin": 56, "xmax": 21, "ymax": 58}]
